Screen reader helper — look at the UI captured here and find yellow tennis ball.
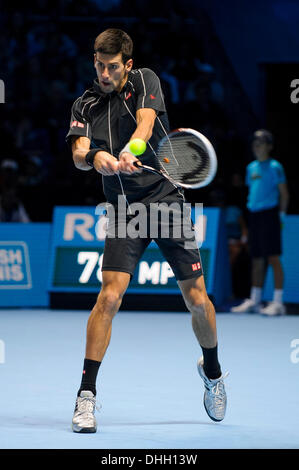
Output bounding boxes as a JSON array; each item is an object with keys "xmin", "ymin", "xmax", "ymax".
[{"xmin": 129, "ymin": 138, "xmax": 146, "ymax": 156}]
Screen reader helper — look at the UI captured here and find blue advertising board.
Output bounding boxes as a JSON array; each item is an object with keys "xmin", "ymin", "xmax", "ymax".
[
  {"xmin": 48, "ymin": 205, "xmax": 231, "ymax": 305},
  {"xmin": 1, "ymin": 211, "xmax": 299, "ymax": 308},
  {"xmin": 0, "ymin": 223, "xmax": 51, "ymax": 307}
]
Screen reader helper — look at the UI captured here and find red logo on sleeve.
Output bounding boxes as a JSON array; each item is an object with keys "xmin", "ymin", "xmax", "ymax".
[
  {"xmin": 71, "ymin": 120, "xmax": 85, "ymax": 128},
  {"xmin": 125, "ymin": 92, "xmax": 132, "ymax": 100},
  {"xmin": 150, "ymin": 94, "xmax": 156, "ymax": 99}
]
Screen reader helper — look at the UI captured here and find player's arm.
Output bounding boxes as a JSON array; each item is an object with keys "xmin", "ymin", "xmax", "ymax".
[
  {"xmin": 118, "ymin": 108, "xmax": 156, "ymax": 174},
  {"xmin": 72, "ymin": 136, "xmax": 119, "ymax": 175},
  {"xmin": 131, "ymin": 108, "xmax": 156, "ymax": 143},
  {"xmin": 278, "ymin": 182, "xmax": 289, "ymax": 215},
  {"xmin": 72, "ymin": 136, "xmax": 93, "ymax": 170}
]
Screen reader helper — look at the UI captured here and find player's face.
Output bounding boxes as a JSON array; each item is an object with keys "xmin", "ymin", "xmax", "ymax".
[{"xmin": 94, "ymin": 52, "xmax": 133, "ymax": 93}]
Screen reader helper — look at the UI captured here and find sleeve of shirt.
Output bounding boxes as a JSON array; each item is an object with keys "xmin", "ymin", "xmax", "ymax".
[
  {"xmin": 135, "ymin": 68, "xmax": 166, "ymax": 114},
  {"xmin": 272, "ymin": 161, "xmax": 286, "ymax": 185},
  {"xmin": 65, "ymin": 97, "xmax": 92, "ymax": 146}
]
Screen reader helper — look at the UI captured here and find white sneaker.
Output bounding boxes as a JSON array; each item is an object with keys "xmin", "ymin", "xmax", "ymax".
[
  {"xmin": 197, "ymin": 357, "xmax": 229, "ymax": 422},
  {"xmin": 260, "ymin": 301, "xmax": 286, "ymax": 316},
  {"xmin": 72, "ymin": 390, "xmax": 100, "ymax": 433},
  {"xmin": 231, "ymin": 298, "xmax": 260, "ymax": 313}
]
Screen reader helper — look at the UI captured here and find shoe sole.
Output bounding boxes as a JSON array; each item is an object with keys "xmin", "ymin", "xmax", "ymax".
[
  {"xmin": 72, "ymin": 424, "xmax": 97, "ymax": 433},
  {"xmin": 260, "ymin": 312, "xmax": 286, "ymax": 316},
  {"xmin": 231, "ymin": 307, "xmax": 260, "ymax": 313}
]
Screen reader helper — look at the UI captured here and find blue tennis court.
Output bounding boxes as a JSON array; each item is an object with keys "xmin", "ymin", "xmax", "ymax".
[{"xmin": 0, "ymin": 309, "xmax": 298, "ymax": 449}]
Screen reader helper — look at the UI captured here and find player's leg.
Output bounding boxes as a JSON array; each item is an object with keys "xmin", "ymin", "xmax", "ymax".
[
  {"xmin": 85, "ymin": 270, "xmax": 131, "ymax": 363},
  {"xmin": 153, "ymin": 194, "xmax": 228, "ymax": 421},
  {"xmin": 78, "ymin": 214, "xmax": 150, "ymax": 394},
  {"xmin": 72, "ymin": 217, "xmax": 150, "ymax": 433},
  {"xmin": 178, "ymin": 274, "xmax": 219, "ymax": 368},
  {"xmin": 176, "ymin": 262, "xmax": 228, "ymax": 422},
  {"xmin": 78, "ymin": 271, "xmax": 132, "ymax": 398},
  {"xmin": 72, "ymin": 271, "xmax": 130, "ymax": 433},
  {"xmin": 153, "ymin": 191, "xmax": 220, "ymax": 365}
]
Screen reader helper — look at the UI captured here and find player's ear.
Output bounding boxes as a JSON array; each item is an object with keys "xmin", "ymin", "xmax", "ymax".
[
  {"xmin": 125, "ymin": 59, "xmax": 133, "ymax": 72},
  {"xmin": 93, "ymin": 53, "xmax": 97, "ymax": 68}
]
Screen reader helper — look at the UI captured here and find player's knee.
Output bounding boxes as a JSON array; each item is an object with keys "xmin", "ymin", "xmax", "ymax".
[
  {"xmin": 96, "ymin": 287, "xmax": 124, "ymax": 315},
  {"xmin": 185, "ymin": 292, "xmax": 210, "ymax": 318}
]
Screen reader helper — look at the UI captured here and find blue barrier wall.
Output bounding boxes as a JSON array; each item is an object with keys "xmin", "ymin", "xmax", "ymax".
[
  {"xmin": 48, "ymin": 206, "xmax": 231, "ymax": 306},
  {"xmin": 1, "ymin": 212, "xmax": 298, "ymax": 308},
  {"xmin": 0, "ymin": 207, "xmax": 231, "ymax": 307},
  {"xmin": 0, "ymin": 224, "xmax": 51, "ymax": 307}
]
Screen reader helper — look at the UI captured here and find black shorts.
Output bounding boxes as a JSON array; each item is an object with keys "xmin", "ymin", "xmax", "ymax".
[
  {"xmin": 102, "ymin": 190, "xmax": 203, "ymax": 281},
  {"xmin": 248, "ymin": 206, "xmax": 281, "ymax": 258}
]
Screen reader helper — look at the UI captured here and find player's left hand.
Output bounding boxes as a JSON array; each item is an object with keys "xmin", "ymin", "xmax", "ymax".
[{"xmin": 118, "ymin": 152, "xmax": 142, "ymax": 174}]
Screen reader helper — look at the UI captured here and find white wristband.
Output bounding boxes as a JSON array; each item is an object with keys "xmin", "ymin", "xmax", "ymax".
[{"xmin": 119, "ymin": 142, "xmax": 133, "ymax": 157}]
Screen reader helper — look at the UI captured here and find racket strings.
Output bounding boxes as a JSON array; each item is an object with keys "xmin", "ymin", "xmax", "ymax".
[{"xmin": 157, "ymin": 134, "xmax": 211, "ymax": 185}]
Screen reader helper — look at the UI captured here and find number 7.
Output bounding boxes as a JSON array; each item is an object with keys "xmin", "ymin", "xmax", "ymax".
[{"xmin": 77, "ymin": 251, "xmax": 100, "ymax": 284}]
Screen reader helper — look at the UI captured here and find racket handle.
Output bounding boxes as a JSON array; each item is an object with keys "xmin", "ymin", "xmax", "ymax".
[{"xmin": 132, "ymin": 161, "xmax": 161, "ymax": 176}]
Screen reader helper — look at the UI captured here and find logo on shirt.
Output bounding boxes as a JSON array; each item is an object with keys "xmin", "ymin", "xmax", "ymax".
[
  {"xmin": 251, "ymin": 173, "xmax": 261, "ymax": 180},
  {"xmin": 125, "ymin": 92, "xmax": 132, "ymax": 100},
  {"xmin": 150, "ymin": 94, "xmax": 156, "ymax": 100},
  {"xmin": 71, "ymin": 120, "xmax": 85, "ymax": 128},
  {"xmin": 192, "ymin": 262, "xmax": 201, "ymax": 271}
]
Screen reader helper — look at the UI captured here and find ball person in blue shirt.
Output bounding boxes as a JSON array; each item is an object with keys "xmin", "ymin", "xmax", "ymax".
[{"xmin": 231, "ymin": 129, "xmax": 289, "ymax": 315}]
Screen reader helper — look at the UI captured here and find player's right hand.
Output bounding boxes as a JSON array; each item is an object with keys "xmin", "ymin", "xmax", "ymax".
[{"xmin": 93, "ymin": 151, "xmax": 119, "ymax": 176}]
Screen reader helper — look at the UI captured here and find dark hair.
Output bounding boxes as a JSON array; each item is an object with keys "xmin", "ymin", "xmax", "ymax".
[
  {"xmin": 253, "ymin": 129, "xmax": 273, "ymax": 144},
  {"xmin": 94, "ymin": 29, "xmax": 133, "ymax": 64}
]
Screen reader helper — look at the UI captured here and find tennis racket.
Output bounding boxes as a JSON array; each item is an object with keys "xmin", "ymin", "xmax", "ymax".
[{"xmin": 133, "ymin": 128, "xmax": 217, "ymax": 189}]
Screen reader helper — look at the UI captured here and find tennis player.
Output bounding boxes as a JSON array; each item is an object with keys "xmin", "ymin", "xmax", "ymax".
[{"xmin": 66, "ymin": 28, "xmax": 228, "ymax": 433}]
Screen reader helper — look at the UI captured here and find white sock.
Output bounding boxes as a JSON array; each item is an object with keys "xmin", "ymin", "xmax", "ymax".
[
  {"xmin": 273, "ymin": 289, "xmax": 283, "ymax": 304},
  {"xmin": 250, "ymin": 287, "xmax": 262, "ymax": 304}
]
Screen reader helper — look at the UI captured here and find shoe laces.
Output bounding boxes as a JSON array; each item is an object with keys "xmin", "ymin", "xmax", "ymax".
[
  {"xmin": 75, "ymin": 396, "xmax": 101, "ymax": 415},
  {"xmin": 205, "ymin": 372, "xmax": 229, "ymax": 405}
]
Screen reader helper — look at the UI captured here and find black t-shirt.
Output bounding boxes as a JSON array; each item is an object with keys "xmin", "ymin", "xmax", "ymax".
[{"xmin": 66, "ymin": 68, "xmax": 176, "ymax": 205}]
